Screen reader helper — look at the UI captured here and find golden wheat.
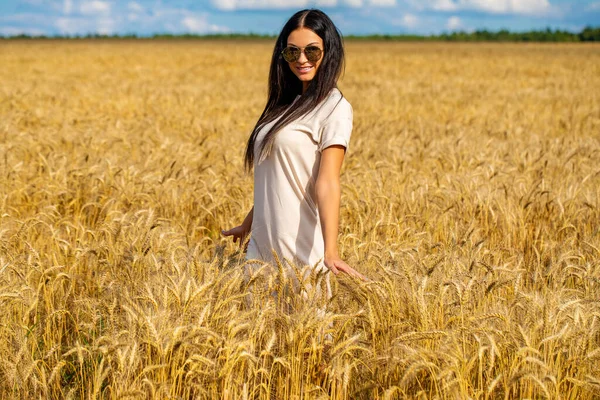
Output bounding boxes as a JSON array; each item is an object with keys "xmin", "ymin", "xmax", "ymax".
[{"xmin": 0, "ymin": 39, "xmax": 599, "ymax": 399}]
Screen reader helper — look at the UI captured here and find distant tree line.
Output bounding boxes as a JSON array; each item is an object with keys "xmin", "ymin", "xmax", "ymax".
[
  {"xmin": 347, "ymin": 26, "xmax": 600, "ymax": 42},
  {"xmin": 2, "ymin": 26, "xmax": 599, "ymax": 42}
]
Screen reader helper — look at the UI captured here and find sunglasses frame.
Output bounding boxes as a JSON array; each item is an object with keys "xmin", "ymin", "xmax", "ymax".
[{"xmin": 281, "ymin": 45, "xmax": 323, "ymax": 63}]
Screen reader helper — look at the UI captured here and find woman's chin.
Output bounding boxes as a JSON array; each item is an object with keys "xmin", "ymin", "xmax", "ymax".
[{"xmin": 296, "ymin": 74, "xmax": 315, "ymax": 83}]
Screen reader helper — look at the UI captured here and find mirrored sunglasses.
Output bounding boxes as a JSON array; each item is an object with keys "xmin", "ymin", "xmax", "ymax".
[{"xmin": 281, "ymin": 45, "xmax": 323, "ymax": 63}]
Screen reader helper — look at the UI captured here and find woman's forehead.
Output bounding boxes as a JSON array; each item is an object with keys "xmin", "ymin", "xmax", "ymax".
[{"xmin": 287, "ymin": 27, "xmax": 323, "ymax": 46}]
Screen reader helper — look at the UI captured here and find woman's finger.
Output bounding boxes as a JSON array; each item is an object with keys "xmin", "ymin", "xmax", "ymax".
[
  {"xmin": 221, "ymin": 229, "xmax": 233, "ymax": 236},
  {"xmin": 325, "ymin": 261, "xmax": 340, "ymax": 275},
  {"xmin": 337, "ymin": 262, "xmax": 367, "ymax": 281}
]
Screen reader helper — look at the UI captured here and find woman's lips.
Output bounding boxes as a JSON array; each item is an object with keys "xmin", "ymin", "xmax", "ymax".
[{"xmin": 296, "ymin": 65, "xmax": 313, "ymax": 74}]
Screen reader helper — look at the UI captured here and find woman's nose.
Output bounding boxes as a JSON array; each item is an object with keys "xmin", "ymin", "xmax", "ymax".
[{"xmin": 297, "ymin": 50, "xmax": 308, "ymax": 63}]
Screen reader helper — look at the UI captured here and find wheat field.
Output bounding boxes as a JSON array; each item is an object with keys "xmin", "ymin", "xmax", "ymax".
[{"xmin": 1, "ymin": 39, "xmax": 599, "ymax": 399}]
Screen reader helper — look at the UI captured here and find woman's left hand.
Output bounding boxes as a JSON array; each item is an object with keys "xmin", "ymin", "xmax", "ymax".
[{"xmin": 324, "ymin": 255, "xmax": 368, "ymax": 281}]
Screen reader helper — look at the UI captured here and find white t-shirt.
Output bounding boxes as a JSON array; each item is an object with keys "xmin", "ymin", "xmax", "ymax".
[{"xmin": 246, "ymin": 87, "xmax": 353, "ymax": 272}]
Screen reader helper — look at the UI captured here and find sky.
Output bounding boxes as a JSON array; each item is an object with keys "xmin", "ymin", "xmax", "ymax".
[{"xmin": 0, "ymin": 0, "xmax": 599, "ymax": 37}]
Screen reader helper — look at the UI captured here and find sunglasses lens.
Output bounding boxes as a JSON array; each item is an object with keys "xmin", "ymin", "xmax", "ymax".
[
  {"xmin": 305, "ymin": 46, "xmax": 322, "ymax": 62},
  {"xmin": 282, "ymin": 47, "xmax": 300, "ymax": 62},
  {"xmin": 282, "ymin": 46, "xmax": 322, "ymax": 63}
]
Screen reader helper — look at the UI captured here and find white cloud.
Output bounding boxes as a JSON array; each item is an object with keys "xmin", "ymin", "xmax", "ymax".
[
  {"xmin": 343, "ymin": 0, "xmax": 363, "ymax": 6},
  {"xmin": 127, "ymin": 1, "xmax": 144, "ymax": 13},
  {"xmin": 182, "ymin": 15, "xmax": 230, "ymax": 33},
  {"xmin": 315, "ymin": 0, "xmax": 338, "ymax": 6},
  {"xmin": 509, "ymin": 0, "xmax": 551, "ymax": 14},
  {"xmin": 446, "ymin": 15, "xmax": 462, "ymax": 30},
  {"xmin": 63, "ymin": 0, "xmax": 73, "ymax": 15},
  {"xmin": 424, "ymin": 0, "xmax": 552, "ymax": 15},
  {"xmin": 4, "ymin": 2, "xmax": 231, "ymax": 36},
  {"xmin": 211, "ymin": 0, "xmax": 310, "ymax": 10},
  {"xmin": 432, "ymin": 0, "xmax": 457, "ymax": 11},
  {"xmin": 461, "ymin": 0, "xmax": 506, "ymax": 13},
  {"xmin": 398, "ymin": 13, "xmax": 418, "ymax": 28},
  {"xmin": 587, "ymin": 2, "xmax": 600, "ymax": 11},
  {"xmin": 211, "ymin": 0, "xmax": 396, "ymax": 9},
  {"xmin": 54, "ymin": 0, "xmax": 116, "ymax": 35},
  {"xmin": 55, "ymin": 16, "xmax": 86, "ymax": 34},
  {"xmin": 123, "ymin": 6, "xmax": 232, "ymax": 34},
  {"xmin": 213, "ymin": 0, "xmax": 237, "ymax": 10},
  {"xmin": 369, "ymin": 0, "xmax": 395, "ymax": 5},
  {"xmin": 80, "ymin": 1, "xmax": 111, "ymax": 15},
  {"xmin": 126, "ymin": 1, "xmax": 144, "ymax": 21},
  {"xmin": 182, "ymin": 16, "xmax": 208, "ymax": 31}
]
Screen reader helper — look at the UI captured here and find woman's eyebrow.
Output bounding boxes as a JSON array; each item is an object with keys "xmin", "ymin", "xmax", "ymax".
[{"xmin": 286, "ymin": 41, "xmax": 320, "ymax": 46}]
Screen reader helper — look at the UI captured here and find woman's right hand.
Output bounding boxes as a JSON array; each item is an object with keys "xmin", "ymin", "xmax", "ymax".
[{"xmin": 221, "ymin": 224, "xmax": 250, "ymax": 250}]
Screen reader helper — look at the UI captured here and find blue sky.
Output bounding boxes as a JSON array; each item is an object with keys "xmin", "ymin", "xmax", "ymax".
[{"xmin": 1, "ymin": 0, "xmax": 599, "ymax": 37}]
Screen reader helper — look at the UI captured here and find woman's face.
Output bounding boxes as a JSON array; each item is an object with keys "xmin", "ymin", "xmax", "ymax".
[{"xmin": 286, "ymin": 27, "xmax": 324, "ymax": 86}]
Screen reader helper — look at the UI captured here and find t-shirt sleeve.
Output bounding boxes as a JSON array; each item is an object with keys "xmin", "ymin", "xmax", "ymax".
[{"xmin": 317, "ymin": 100, "xmax": 353, "ymax": 153}]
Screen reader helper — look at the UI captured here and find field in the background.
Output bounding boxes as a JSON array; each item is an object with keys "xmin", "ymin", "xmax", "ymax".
[{"xmin": 1, "ymin": 40, "xmax": 599, "ymax": 399}]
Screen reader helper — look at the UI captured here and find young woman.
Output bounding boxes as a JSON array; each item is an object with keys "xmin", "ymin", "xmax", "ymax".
[{"xmin": 222, "ymin": 9, "xmax": 365, "ymax": 285}]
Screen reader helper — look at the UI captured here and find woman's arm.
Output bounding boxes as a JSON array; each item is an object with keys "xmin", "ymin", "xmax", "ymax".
[
  {"xmin": 315, "ymin": 145, "xmax": 365, "ymax": 280},
  {"xmin": 242, "ymin": 206, "xmax": 254, "ymax": 231},
  {"xmin": 222, "ymin": 206, "xmax": 253, "ymax": 249}
]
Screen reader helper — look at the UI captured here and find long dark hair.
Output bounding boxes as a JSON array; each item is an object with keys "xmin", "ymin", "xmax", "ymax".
[{"xmin": 244, "ymin": 9, "xmax": 346, "ymax": 172}]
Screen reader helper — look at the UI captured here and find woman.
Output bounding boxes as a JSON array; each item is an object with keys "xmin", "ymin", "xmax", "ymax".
[{"xmin": 222, "ymin": 9, "xmax": 365, "ymax": 288}]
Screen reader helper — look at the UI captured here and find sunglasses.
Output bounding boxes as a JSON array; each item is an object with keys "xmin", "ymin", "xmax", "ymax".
[{"xmin": 281, "ymin": 45, "xmax": 323, "ymax": 63}]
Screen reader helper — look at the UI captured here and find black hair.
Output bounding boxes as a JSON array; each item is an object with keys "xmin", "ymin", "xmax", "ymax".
[{"xmin": 243, "ymin": 8, "xmax": 345, "ymax": 172}]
